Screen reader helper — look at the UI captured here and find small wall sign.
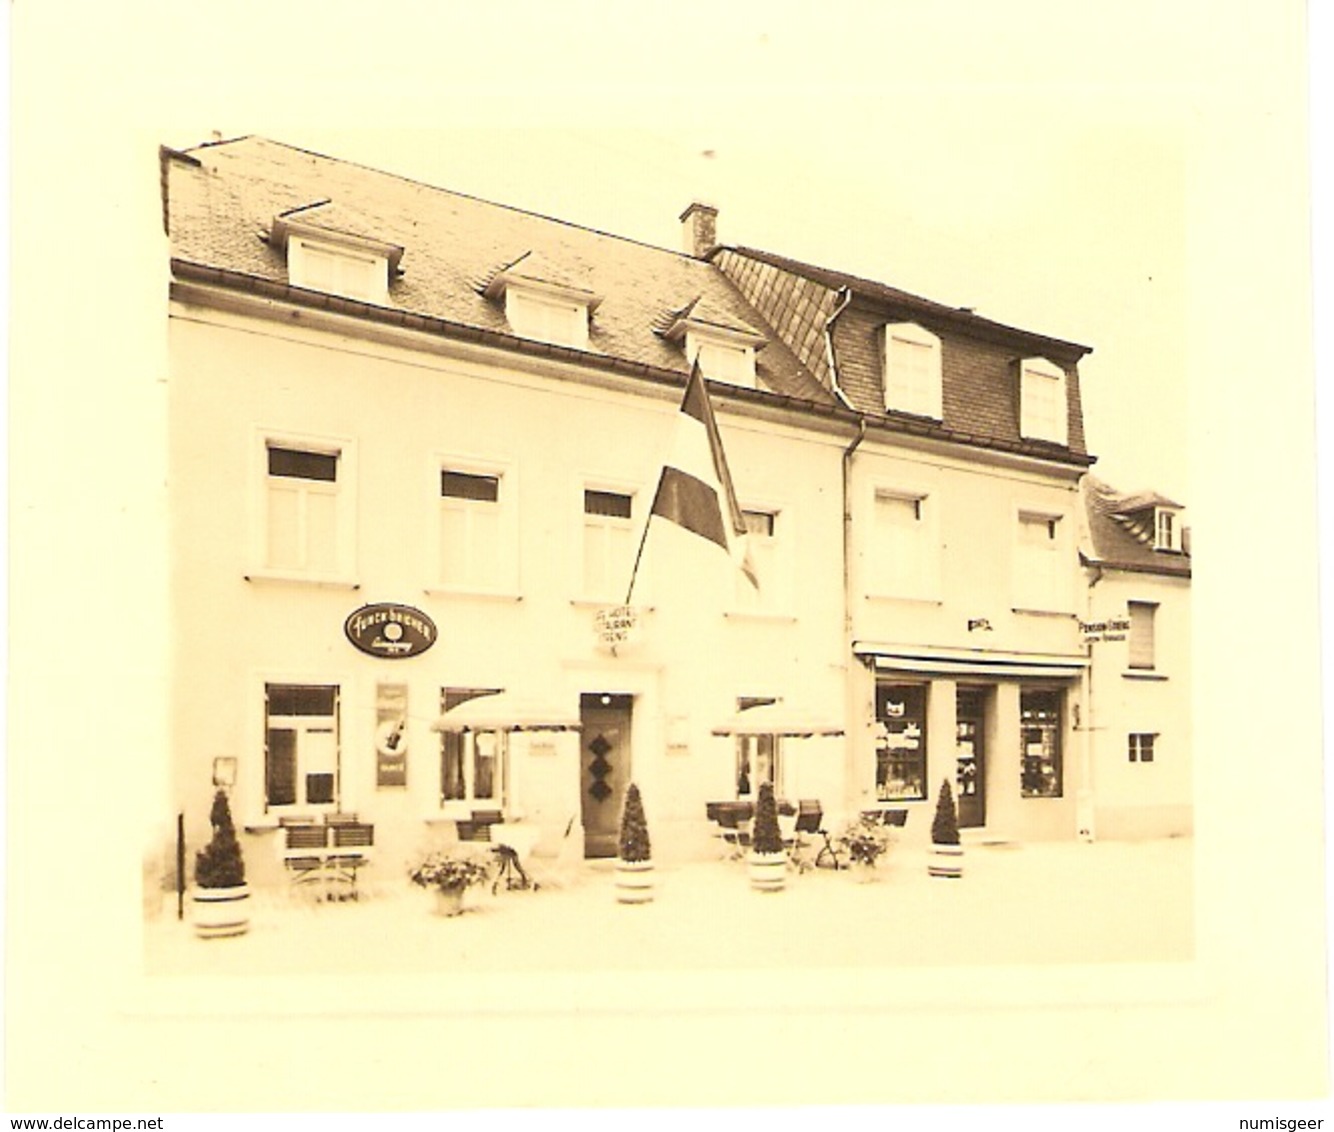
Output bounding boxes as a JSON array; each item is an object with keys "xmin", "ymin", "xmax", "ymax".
[
  {"xmin": 595, "ymin": 605, "xmax": 640, "ymax": 652},
  {"xmin": 1080, "ymin": 616, "xmax": 1130, "ymax": 643},
  {"xmin": 345, "ymin": 603, "xmax": 438, "ymax": 658},
  {"xmin": 376, "ymin": 682, "xmax": 408, "ymax": 788}
]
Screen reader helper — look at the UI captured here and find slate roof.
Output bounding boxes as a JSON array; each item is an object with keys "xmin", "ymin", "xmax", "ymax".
[
  {"xmin": 1082, "ymin": 476, "xmax": 1192, "ymax": 577},
  {"xmin": 162, "ymin": 136, "xmax": 832, "ymax": 407},
  {"xmin": 719, "ymin": 245, "xmax": 1093, "ymax": 362}
]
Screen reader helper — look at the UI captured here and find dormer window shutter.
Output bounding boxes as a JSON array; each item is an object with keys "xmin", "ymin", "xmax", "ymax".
[
  {"xmin": 1019, "ymin": 357, "xmax": 1068, "ymax": 445},
  {"xmin": 883, "ymin": 323, "xmax": 942, "ymax": 420}
]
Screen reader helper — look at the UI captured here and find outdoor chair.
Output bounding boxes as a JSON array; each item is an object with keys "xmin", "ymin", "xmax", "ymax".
[
  {"xmin": 715, "ymin": 805, "xmax": 752, "ymax": 860},
  {"xmin": 787, "ymin": 800, "xmax": 824, "ymax": 873},
  {"xmin": 326, "ymin": 822, "xmax": 374, "ymax": 900},
  {"xmin": 525, "ymin": 816, "xmax": 583, "ymax": 890},
  {"xmin": 281, "ymin": 823, "xmax": 331, "ymax": 896}
]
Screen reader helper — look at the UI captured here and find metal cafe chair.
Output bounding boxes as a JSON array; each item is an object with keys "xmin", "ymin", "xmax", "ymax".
[{"xmin": 714, "ymin": 804, "xmax": 752, "ymax": 860}]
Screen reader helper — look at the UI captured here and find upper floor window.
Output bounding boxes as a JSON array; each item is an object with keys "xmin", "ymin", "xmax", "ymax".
[
  {"xmin": 1014, "ymin": 509, "xmax": 1070, "ymax": 612},
  {"xmin": 1019, "ymin": 357, "xmax": 1068, "ymax": 445},
  {"xmin": 883, "ymin": 323, "xmax": 942, "ymax": 420},
  {"xmin": 582, "ymin": 487, "xmax": 636, "ymax": 602},
  {"xmin": 437, "ymin": 463, "xmax": 517, "ymax": 594},
  {"xmin": 265, "ymin": 684, "xmax": 340, "ymax": 812},
  {"xmin": 872, "ymin": 488, "xmax": 937, "ymax": 600},
  {"xmin": 1128, "ymin": 733, "xmax": 1157, "ymax": 762},
  {"xmin": 1128, "ymin": 601, "xmax": 1158, "ymax": 670},
  {"xmin": 288, "ymin": 235, "xmax": 389, "ymax": 304},
  {"xmin": 1154, "ymin": 507, "xmax": 1183, "ymax": 552},
  {"xmin": 257, "ymin": 434, "xmax": 357, "ymax": 582},
  {"xmin": 732, "ymin": 507, "xmax": 788, "ymax": 613},
  {"xmin": 505, "ymin": 287, "xmax": 590, "ymax": 350},
  {"xmin": 686, "ymin": 331, "xmax": 757, "ymax": 388}
]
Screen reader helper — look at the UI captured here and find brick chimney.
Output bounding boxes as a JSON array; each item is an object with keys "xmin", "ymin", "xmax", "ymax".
[{"xmin": 680, "ymin": 201, "xmax": 719, "ymax": 258}]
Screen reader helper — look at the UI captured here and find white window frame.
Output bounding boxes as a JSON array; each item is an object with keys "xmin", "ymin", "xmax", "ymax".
[
  {"xmin": 1012, "ymin": 505, "xmax": 1073, "ymax": 614},
  {"xmin": 287, "ymin": 234, "xmax": 389, "ymax": 304},
  {"xmin": 505, "ymin": 286, "xmax": 590, "ymax": 350},
  {"xmin": 685, "ymin": 328, "xmax": 757, "ymax": 388},
  {"xmin": 883, "ymin": 322, "xmax": 943, "ymax": 420},
  {"xmin": 1019, "ymin": 356, "xmax": 1069, "ymax": 445},
  {"xmin": 1154, "ymin": 507, "xmax": 1181, "ymax": 552},
  {"xmin": 729, "ymin": 502, "xmax": 793, "ymax": 616},
  {"xmin": 261, "ymin": 681, "xmax": 342, "ymax": 817},
  {"xmin": 868, "ymin": 482, "xmax": 940, "ymax": 602},
  {"xmin": 251, "ymin": 429, "xmax": 359, "ymax": 587},
  {"xmin": 431, "ymin": 454, "xmax": 519, "ymax": 597},
  {"xmin": 578, "ymin": 480, "xmax": 642, "ymax": 605}
]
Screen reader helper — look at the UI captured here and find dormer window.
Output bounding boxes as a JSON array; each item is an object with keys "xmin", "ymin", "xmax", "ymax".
[
  {"xmin": 656, "ymin": 297, "xmax": 767, "ymax": 389},
  {"xmin": 1019, "ymin": 356, "xmax": 1069, "ymax": 445},
  {"xmin": 288, "ymin": 235, "xmax": 390, "ymax": 304},
  {"xmin": 481, "ymin": 258, "xmax": 600, "ymax": 351},
  {"xmin": 1154, "ymin": 507, "xmax": 1182, "ymax": 552},
  {"xmin": 504, "ymin": 285, "xmax": 591, "ymax": 350},
  {"xmin": 269, "ymin": 205, "xmax": 400, "ymax": 305},
  {"xmin": 686, "ymin": 331, "xmax": 756, "ymax": 387},
  {"xmin": 883, "ymin": 323, "xmax": 942, "ymax": 420}
]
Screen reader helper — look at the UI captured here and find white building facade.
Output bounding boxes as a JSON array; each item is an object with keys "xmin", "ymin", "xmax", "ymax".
[{"xmin": 162, "ymin": 137, "xmax": 1190, "ymax": 886}]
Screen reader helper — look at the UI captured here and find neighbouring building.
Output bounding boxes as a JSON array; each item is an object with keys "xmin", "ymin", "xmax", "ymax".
[
  {"xmin": 160, "ymin": 135, "xmax": 1189, "ymax": 886},
  {"xmin": 1079, "ymin": 478, "xmax": 1193, "ymax": 839}
]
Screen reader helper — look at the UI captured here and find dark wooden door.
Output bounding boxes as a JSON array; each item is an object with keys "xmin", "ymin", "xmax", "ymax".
[{"xmin": 579, "ymin": 693, "xmax": 633, "ymax": 858}]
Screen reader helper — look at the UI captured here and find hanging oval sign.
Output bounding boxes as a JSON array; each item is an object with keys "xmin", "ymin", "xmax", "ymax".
[{"xmin": 344, "ymin": 603, "xmax": 437, "ymax": 659}]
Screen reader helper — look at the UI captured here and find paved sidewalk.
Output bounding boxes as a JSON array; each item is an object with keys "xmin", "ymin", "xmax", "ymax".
[{"xmin": 145, "ymin": 837, "xmax": 1192, "ymax": 977}]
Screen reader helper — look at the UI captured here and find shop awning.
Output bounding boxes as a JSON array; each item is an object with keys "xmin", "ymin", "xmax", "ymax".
[{"xmin": 853, "ymin": 642, "xmax": 1087, "ymax": 680}]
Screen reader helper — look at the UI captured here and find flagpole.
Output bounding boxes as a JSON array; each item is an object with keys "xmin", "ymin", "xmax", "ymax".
[{"xmin": 624, "ymin": 504, "xmax": 654, "ymax": 605}]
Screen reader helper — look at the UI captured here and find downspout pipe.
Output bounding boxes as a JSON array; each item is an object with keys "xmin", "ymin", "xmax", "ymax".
[
  {"xmin": 842, "ymin": 415, "xmax": 868, "ymax": 812},
  {"xmin": 825, "ymin": 286, "xmax": 856, "ymax": 411}
]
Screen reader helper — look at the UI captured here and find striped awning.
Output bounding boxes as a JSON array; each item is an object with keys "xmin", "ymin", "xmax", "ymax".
[{"xmin": 853, "ymin": 642, "xmax": 1087, "ymax": 680}]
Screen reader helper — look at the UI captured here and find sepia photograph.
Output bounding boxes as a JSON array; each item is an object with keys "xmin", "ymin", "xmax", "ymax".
[{"xmin": 6, "ymin": 0, "xmax": 1328, "ymax": 1120}]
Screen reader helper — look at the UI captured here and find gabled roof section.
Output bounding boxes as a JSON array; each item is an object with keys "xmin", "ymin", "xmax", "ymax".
[
  {"xmin": 268, "ymin": 199, "xmax": 406, "ymax": 269},
  {"xmin": 163, "ymin": 136, "xmax": 832, "ymax": 407},
  {"xmin": 652, "ymin": 296, "xmax": 768, "ymax": 346},
  {"xmin": 1082, "ymin": 477, "xmax": 1191, "ymax": 578},
  {"xmin": 721, "ymin": 245, "xmax": 1092, "ymax": 361},
  {"xmin": 474, "ymin": 249, "xmax": 602, "ymax": 310}
]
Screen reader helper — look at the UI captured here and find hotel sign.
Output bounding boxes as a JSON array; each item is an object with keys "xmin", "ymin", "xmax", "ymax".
[
  {"xmin": 345, "ymin": 603, "xmax": 437, "ymax": 658},
  {"xmin": 1080, "ymin": 617, "xmax": 1130, "ymax": 644},
  {"xmin": 595, "ymin": 605, "xmax": 640, "ymax": 651}
]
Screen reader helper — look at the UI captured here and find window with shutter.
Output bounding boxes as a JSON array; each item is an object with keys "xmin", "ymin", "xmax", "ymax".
[{"xmin": 1128, "ymin": 602, "xmax": 1157, "ymax": 670}]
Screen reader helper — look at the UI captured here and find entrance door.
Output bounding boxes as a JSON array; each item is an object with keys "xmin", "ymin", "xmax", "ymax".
[
  {"xmin": 579, "ymin": 693, "xmax": 633, "ymax": 858},
  {"xmin": 955, "ymin": 688, "xmax": 987, "ymax": 828}
]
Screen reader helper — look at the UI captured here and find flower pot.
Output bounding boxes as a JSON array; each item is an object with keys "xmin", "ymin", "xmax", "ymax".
[
  {"xmin": 614, "ymin": 858, "xmax": 654, "ymax": 904},
  {"xmin": 748, "ymin": 850, "xmax": 787, "ymax": 893},
  {"xmin": 434, "ymin": 884, "xmax": 468, "ymax": 917},
  {"xmin": 191, "ymin": 884, "xmax": 251, "ymax": 938},
  {"xmin": 850, "ymin": 858, "xmax": 879, "ymax": 883},
  {"xmin": 928, "ymin": 843, "xmax": 964, "ymax": 878}
]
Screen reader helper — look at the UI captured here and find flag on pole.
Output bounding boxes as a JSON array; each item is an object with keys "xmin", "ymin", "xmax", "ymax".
[{"xmin": 637, "ymin": 362, "xmax": 758, "ymax": 592}]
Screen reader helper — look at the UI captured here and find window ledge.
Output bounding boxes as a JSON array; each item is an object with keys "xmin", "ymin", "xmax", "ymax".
[
  {"xmin": 864, "ymin": 593, "xmax": 944, "ymax": 607},
  {"xmin": 1123, "ymin": 670, "xmax": 1168, "ymax": 681},
  {"xmin": 570, "ymin": 599, "xmax": 656, "ymax": 613},
  {"xmin": 1010, "ymin": 607, "xmax": 1078, "ymax": 619},
  {"xmin": 723, "ymin": 609, "xmax": 798, "ymax": 624},
  {"xmin": 425, "ymin": 586, "xmax": 523, "ymax": 603},
  {"xmin": 245, "ymin": 570, "xmax": 360, "ymax": 591}
]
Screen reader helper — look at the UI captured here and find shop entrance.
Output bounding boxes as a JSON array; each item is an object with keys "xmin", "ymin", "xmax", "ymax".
[
  {"xmin": 579, "ymin": 693, "xmax": 634, "ymax": 858},
  {"xmin": 955, "ymin": 688, "xmax": 988, "ymax": 828}
]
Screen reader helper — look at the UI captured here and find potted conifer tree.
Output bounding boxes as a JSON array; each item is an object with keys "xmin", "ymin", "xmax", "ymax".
[
  {"xmin": 928, "ymin": 778, "xmax": 964, "ymax": 878},
  {"xmin": 614, "ymin": 783, "xmax": 654, "ymax": 904},
  {"xmin": 748, "ymin": 781, "xmax": 787, "ymax": 892},
  {"xmin": 192, "ymin": 789, "xmax": 251, "ymax": 938}
]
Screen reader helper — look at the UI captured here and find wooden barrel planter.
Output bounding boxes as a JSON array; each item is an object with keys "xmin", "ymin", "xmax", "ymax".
[{"xmin": 191, "ymin": 884, "xmax": 251, "ymax": 939}]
